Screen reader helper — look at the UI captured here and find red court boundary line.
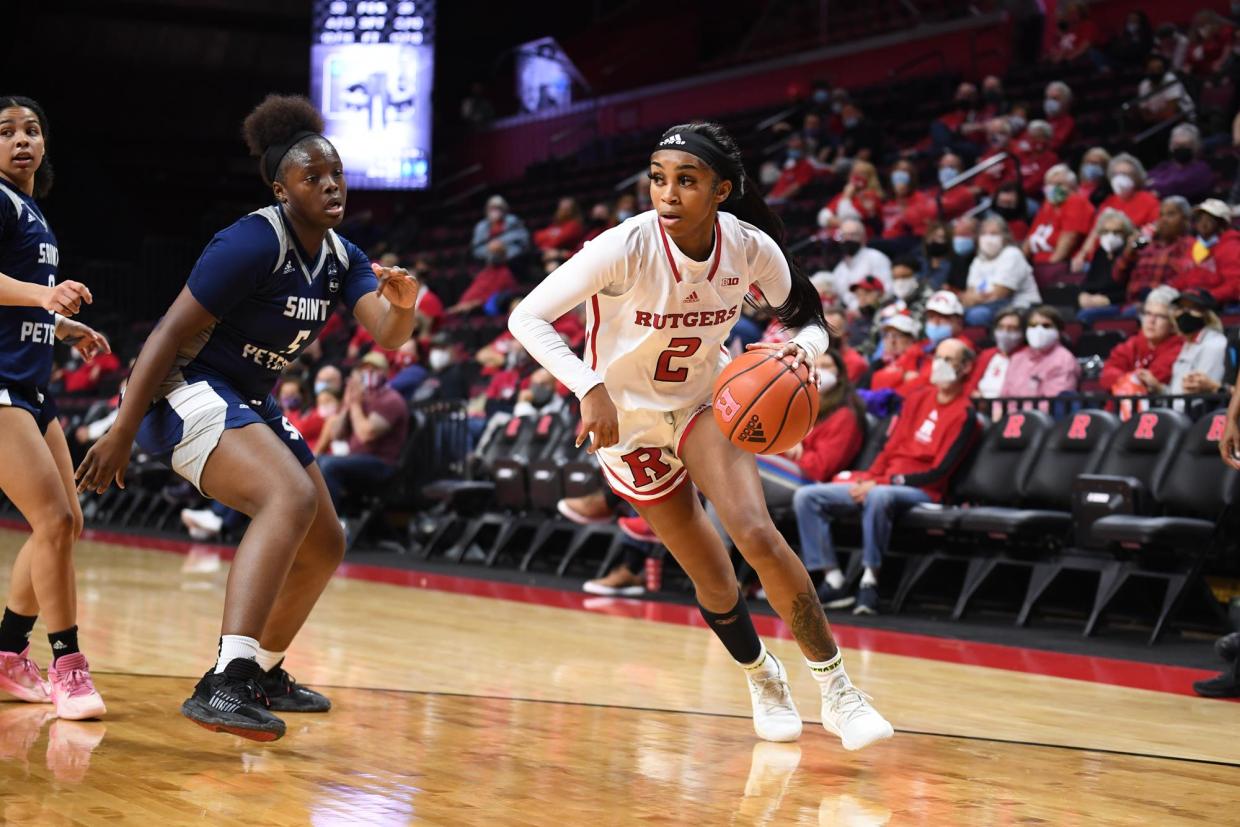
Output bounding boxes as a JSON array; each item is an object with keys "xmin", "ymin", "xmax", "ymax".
[{"xmin": 3, "ymin": 518, "xmax": 1225, "ymax": 698}]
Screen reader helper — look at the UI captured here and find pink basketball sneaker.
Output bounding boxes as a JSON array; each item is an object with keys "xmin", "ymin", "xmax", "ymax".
[
  {"xmin": 47, "ymin": 653, "xmax": 106, "ymax": 720},
  {"xmin": 0, "ymin": 646, "xmax": 51, "ymax": 703}
]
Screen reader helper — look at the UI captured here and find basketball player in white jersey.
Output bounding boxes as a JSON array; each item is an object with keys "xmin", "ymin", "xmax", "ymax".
[{"xmin": 510, "ymin": 122, "xmax": 892, "ymax": 750}]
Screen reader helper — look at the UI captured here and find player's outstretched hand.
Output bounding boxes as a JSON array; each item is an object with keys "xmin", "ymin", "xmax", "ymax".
[
  {"xmin": 1220, "ymin": 416, "xmax": 1240, "ymax": 471},
  {"xmin": 372, "ymin": 263, "xmax": 420, "ymax": 309},
  {"xmin": 76, "ymin": 432, "xmax": 131, "ymax": 494},
  {"xmin": 745, "ymin": 341, "xmax": 817, "ymax": 385},
  {"xmin": 42, "ymin": 281, "xmax": 92, "ymax": 316},
  {"xmin": 578, "ymin": 383, "xmax": 619, "ymax": 454},
  {"xmin": 59, "ymin": 318, "xmax": 112, "ymax": 362}
]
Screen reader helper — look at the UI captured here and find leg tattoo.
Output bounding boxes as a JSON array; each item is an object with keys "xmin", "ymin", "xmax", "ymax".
[{"xmin": 789, "ymin": 582, "xmax": 838, "ymax": 661}]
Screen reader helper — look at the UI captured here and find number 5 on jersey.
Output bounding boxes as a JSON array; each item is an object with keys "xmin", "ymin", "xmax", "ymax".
[
  {"xmin": 285, "ymin": 329, "xmax": 311, "ymax": 355},
  {"xmin": 654, "ymin": 337, "xmax": 701, "ymax": 382}
]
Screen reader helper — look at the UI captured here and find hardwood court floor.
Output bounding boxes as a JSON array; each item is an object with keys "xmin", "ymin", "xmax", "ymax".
[{"xmin": 0, "ymin": 529, "xmax": 1238, "ymax": 826}]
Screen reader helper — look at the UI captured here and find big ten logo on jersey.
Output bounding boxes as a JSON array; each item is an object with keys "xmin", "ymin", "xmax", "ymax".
[
  {"xmin": 38, "ymin": 243, "xmax": 59, "ymax": 266},
  {"xmin": 720, "ymin": 277, "xmax": 740, "ymax": 287},
  {"xmin": 284, "ymin": 297, "xmax": 332, "ymax": 322}
]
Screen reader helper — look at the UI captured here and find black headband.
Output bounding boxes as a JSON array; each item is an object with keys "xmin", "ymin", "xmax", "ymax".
[
  {"xmin": 262, "ymin": 130, "xmax": 322, "ymax": 185},
  {"xmin": 653, "ymin": 131, "xmax": 744, "ymax": 197}
]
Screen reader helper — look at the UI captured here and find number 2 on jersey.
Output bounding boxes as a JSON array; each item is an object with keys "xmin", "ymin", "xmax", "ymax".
[
  {"xmin": 285, "ymin": 329, "xmax": 311, "ymax": 354},
  {"xmin": 654, "ymin": 337, "xmax": 701, "ymax": 382}
]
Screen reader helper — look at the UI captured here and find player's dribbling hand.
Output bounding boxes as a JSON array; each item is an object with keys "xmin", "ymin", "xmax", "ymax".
[
  {"xmin": 372, "ymin": 263, "xmax": 420, "ymax": 309},
  {"xmin": 745, "ymin": 341, "xmax": 816, "ymax": 384},
  {"xmin": 42, "ymin": 281, "xmax": 92, "ymax": 316},
  {"xmin": 578, "ymin": 383, "xmax": 619, "ymax": 454},
  {"xmin": 1219, "ymin": 417, "xmax": 1240, "ymax": 471},
  {"xmin": 75, "ymin": 432, "xmax": 131, "ymax": 494}
]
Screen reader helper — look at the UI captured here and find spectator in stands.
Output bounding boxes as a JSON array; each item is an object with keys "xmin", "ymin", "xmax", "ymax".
[
  {"xmin": 783, "ymin": 350, "xmax": 867, "ymax": 484},
  {"xmin": 869, "ymin": 309, "xmax": 920, "ymax": 373},
  {"xmin": 615, "ymin": 192, "xmax": 638, "ymax": 222},
  {"xmin": 302, "ymin": 377, "xmax": 342, "ymax": 454},
  {"xmin": 824, "ymin": 307, "xmax": 870, "ymax": 380},
  {"xmin": 872, "ymin": 291, "xmax": 963, "ymax": 393},
  {"xmin": 963, "ymin": 216, "xmax": 1040, "ymax": 326},
  {"xmin": 766, "ymin": 133, "xmax": 824, "ymax": 204},
  {"xmin": 890, "ymin": 258, "xmax": 931, "ymax": 316},
  {"xmin": 1014, "ymin": 120, "xmax": 1060, "ymax": 199},
  {"xmin": 1001, "ymin": 306, "xmax": 1080, "ymax": 397},
  {"xmin": 1154, "ymin": 24, "xmax": 1190, "ymax": 71},
  {"xmin": 972, "ymin": 309, "xmax": 1025, "ymax": 399},
  {"xmin": 1185, "ymin": 10, "xmax": 1234, "ymax": 78},
  {"xmin": 1162, "ymin": 289, "xmax": 1228, "ymax": 396},
  {"xmin": 838, "ymin": 102, "xmax": 883, "ymax": 161},
  {"xmin": 795, "ymin": 337, "xmax": 980, "ymax": 614},
  {"xmin": 1047, "ymin": 2, "xmax": 1102, "ymax": 67},
  {"xmin": 1148, "ymin": 124, "xmax": 1214, "ymax": 204},
  {"xmin": 1078, "ymin": 208, "xmax": 1138, "ymax": 325},
  {"xmin": 512, "ymin": 368, "xmax": 567, "ymax": 418},
  {"xmin": 1074, "ymin": 154, "xmax": 1161, "ymax": 270},
  {"xmin": 1104, "ymin": 196, "xmax": 1194, "ymax": 313},
  {"xmin": 447, "ymin": 239, "xmax": 520, "ymax": 315},
  {"xmin": 410, "ymin": 258, "xmax": 443, "ymax": 346},
  {"xmin": 1171, "ymin": 199, "xmax": 1240, "ymax": 305},
  {"xmin": 945, "ymin": 215, "xmax": 979, "ymax": 291},
  {"xmin": 917, "ymin": 221, "xmax": 956, "ymax": 290},
  {"xmin": 580, "ymin": 201, "xmax": 617, "ymax": 248},
  {"xmin": 849, "ymin": 275, "xmax": 886, "ymax": 339},
  {"xmin": 1099, "ymin": 286, "xmax": 1185, "ymax": 394},
  {"xmin": 318, "ymin": 352, "xmax": 411, "ymax": 514},
  {"xmin": 829, "ymin": 218, "xmax": 892, "ymax": 307},
  {"xmin": 991, "ymin": 182, "xmax": 1030, "ymax": 242},
  {"xmin": 470, "ymin": 194, "xmax": 531, "ymax": 262},
  {"xmin": 822, "ymin": 160, "xmax": 884, "ymax": 231},
  {"xmin": 1137, "ymin": 52, "xmax": 1196, "ymax": 125},
  {"xmin": 277, "ymin": 375, "xmax": 308, "ymax": 431},
  {"xmin": 533, "ymin": 197, "xmax": 585, "ymax": 254},
  {"xmin": 981, "ymin": 74, "xmax": 1008, "ymax": 113},
  {"xmin": 931, "ymin": 82, "xmax": 986, "ymax": 163},
  {"xmin": 924, "ymin": 152, "xmax": 978, "ymax": 224},
  {"xmin": 1078, "ymin": 147, "xmax": 1111, "ymax": 204},
  {"xmin": 1041, "ymin": 81, "xmax": 1076, "ymax": 151},
  {"xmin": 54, "ymin": 348, "xmax": 121, "ymax": 396},
  {"xmin": 977, "ymin": 117, "xmax": 1018, "ymax": 196},
  {"xmin": 880, "ymin": 161, "xmax": 935, "ymax": 248},
  {"xmin": 1110, "ymin": 10, "xmax": 1154, "ymax": 68}
]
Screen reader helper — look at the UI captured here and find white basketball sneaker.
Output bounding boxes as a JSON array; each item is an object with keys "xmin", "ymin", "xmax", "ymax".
[
  {"xmin": 745, "ymin": 653, "xmax": 802, "ymax": 742},
  {"xmin": 821, "ymin": 682, "xmax": 893, "ymax": 751}
]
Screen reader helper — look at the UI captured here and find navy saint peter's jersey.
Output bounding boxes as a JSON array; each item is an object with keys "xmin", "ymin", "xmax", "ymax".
[
  {"xmin": 168, "ymin": 204, "xmax": 377, "ymax": 401},
  {"xmin": 0, "ymin": 176, "xmax": 60, "ymax": 389}
]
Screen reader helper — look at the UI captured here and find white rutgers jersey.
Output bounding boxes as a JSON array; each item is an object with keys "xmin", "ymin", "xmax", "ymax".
[{"xmin": 510, "ymin": 210, "xmax": 827, "ymax": 413}]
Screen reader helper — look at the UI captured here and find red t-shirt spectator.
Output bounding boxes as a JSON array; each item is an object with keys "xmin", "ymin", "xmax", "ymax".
[
  {"xmin": 881, "ymin": 189, "xmax": 938, "ymax": 239},
  {"xmin": 1047, "ymin": 114, "xmax": 1075, "ymax": 153},
  {"xmin": 795, "ymin": 406, "xmax": 865, "ymax": 482},
  {"xmin": 458, "ymin": 264, "xmax": 518, "ymax": 307},
  {"xmin": 1186, "ymin": 25, "xmax": 1233, "ymax": 76},
  {"xmin": 870, "ymin": 342, "xmax": 932, "ymax": 395},
  {"xmin": 1098, "ymin": 191, "xmax": 1161, "ymax": 231},
  {"xmin": 827, "ymin": 189, "xmax": 883, "ymax": 223},
  {"xmin": 61, "ymin": 352, "xmax": 121, "ymax": 394},
  {"xmin": 976, "ymin": 150, "xmax": 1019, "ymax": 196},
  {"xmin": 1171, "ymin": 230, "xmax": 1240, "ymax": 304},
  {"xmin": 293, "ymin": 407, "xmax": 328, "ymax": 451},
  {"xmin": 1054, "ymin": 19, "xmax": 1100, "ymax": 60},
  {"xmin": 839, "ymin": 345, "xmax": 868, "ymax": 384},
  {"xmin": 1015, "ymin": 147, "xmax": 1060, "ymax": 199},
  {"xmin": 347, "ymin": 385, "xmax": 409, "ymax": 465},
  {"xmin": 1027, "ymin": 192, "xmax": 1095, "ymax": 264},
  {"xmin": 769, "ymin": 159, "xmax": 823, "ymax": 201},
  {"xmin": 921, "ymin": 186, "xmax": 976, "ymax": 222},
  {"xmin": 844, "ymin": 385, "xmax": 980, "ymax": 502},
  {"xmin": 1099, "ymin": 333, "xmax": 1185, "ymax": 391},
  {"xmin": 416, "ymin": 286, "xmax": 444, "ymax": 331},
  {"xmin": 533, "ymin": 218, "xmax": 585, "ymax": 253}
]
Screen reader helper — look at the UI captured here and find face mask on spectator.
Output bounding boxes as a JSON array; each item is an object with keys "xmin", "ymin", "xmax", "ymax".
[
  {"xmin": 938, "ymin": 167, "xmax": 958, "ymax": 187},
  {"xmin": 429, "ymin": 348, "xmax": 452, "ymax": 371},
  {"xmin": 890, "ymin": 170, "xmax": 911, "ymax": 189},
  {"xmin": 831, "ymin": 101, "xmax": 844, "ymax": 114},
  {"xmin": 989, "ymin": 131, "xmax": 1009, "ymax": 148},
  {"xmin": 1171, "ymin": 147, "xmax": 1194, "ymax": 164},
  {"xmin": 994, "ymin": 329, "xmax": 1024, "ymax": 354},
  {"xmin": 849, "ymin": 175, "xmax": 867, "ymax": 189},
  {"xmin": 784, "ymin": 149, "xmax": 803, "ymax": 166},
  {"xmin": 487, "ymin": 208, "xmax": 505, "ymax": 223},
  {"xmin": 843, "ymin": 116, "xmax": 859, "ymax": 129},
  {"xmin": 930, "ymin": 357, "xmax": 958, "ymax": 387},
  {"xmin": 979, "ymin": 233, "xmax": 1004, "ymax": 257},
  {"xmin": 952, "ymin": 236, "xmax": 975, "ymax": 256},
  {"xmin": 362, "ymin": 370, "xmax": 385, "ymax": 390},
  {"xmin": 1081, "ymin": 162, "xmax": 1104, "ymax": 182},
  {"xmin": 1198, "ymin": 233, "xmax": 1219, "ymax": 247},
  {"xmin": 530, "ymin": 384, "xmax": 555, "ymax": 407},
  {"xmin": 1043, "ymin": 98, "xmax": 1062, "ymax": 117},
  {"xmin": 840, "ymin": 239, "xmax": 862, "ymax": 257},
  {"xmin": 926, "ymin": 240, "xmax": 950, "ymax": 257},
  {"xmin": 1127, "ymin": 21, "xmax": 1141, "ymax": 35},
  {"xmin": 1176, "ymin": 311, "xmax": 1207, "ymax": 335},
  {"xmin": 1099, "ymin": 232, "xmax": 1125, "ymax": 254},
  {"xmin": 314, "ymin": 380, "xmax": 332, "ymax": 395},
  {"xmin": 1110, "ymin": 173, "xmax": 1135, "ymax": 195},
  {"xmin": 317, "ymin": 399, "xmax": 339, "ymax": 417},
  {"xmin": 925, "ymin": 321, "xmax": 954, "ymax": 344},
  {"xmin": 1043, "ymin": 183, "xmax": 1068, "ymax": 205},
  {"xmin": 1026, "ymin": 325, "xmax": 1059, "ymax": 350},
  {"xmin": 1008, "ymin": 115, "xmax": 1026, "ymax": 134},
  {"xmin": 892, "ymin": 278, "xmax": 919, "ymax": 300},
  {"xmin": 281, "ymin": 394, "xmax": 301, "ymax": 411},
  {"xmin": 817, "ymin": 370, "xmax": 838, "ymax": 391}
]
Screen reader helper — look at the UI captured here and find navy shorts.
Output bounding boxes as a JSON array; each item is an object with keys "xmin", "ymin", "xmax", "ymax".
[
  {"xmin": 0, "ymin": 383, "xmax": 59, "ymax": 435},
  {"xmin": 137, "ymin": 375, "xmax": 314, "ymax": 496}
]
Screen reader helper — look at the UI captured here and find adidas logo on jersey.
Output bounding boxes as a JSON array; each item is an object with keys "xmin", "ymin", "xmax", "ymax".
[
  {"xmin": 683, "ymin": 290, "xmax": 699, "ymax": 303},
  {"xmin": 659, "ymin": 133, "xmax": 686, "ymax": 146},
  {"xmin": 283, "ymin": 261, "xmax": 296, "ymax": 274},
  {"xmin": 739, "ymin": 414, "xmax": 766, "ymax": 444},
  {"xmin": 27, "ymin": 212, "xmax": 36, "ymax": 223}
]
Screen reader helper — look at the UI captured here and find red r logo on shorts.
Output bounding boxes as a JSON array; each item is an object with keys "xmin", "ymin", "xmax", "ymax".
[
  {"xmin": 1133, "ymin": 412, "xmax": 1158, "ymax": 441},
  {"xmin": 715, "ymin": 387, "xmax": 741, "ymax": 423},
  {"xmin": 621, "ymin": 448, "xmax": 672, "ymax": 488},
  {"xmin": 1207, "ymin": 415, "xmax": 1226, "ymax": 442},
  {"xmin": 1067, "ymin": 414, "xmax": 1090, "ymax": 440}
]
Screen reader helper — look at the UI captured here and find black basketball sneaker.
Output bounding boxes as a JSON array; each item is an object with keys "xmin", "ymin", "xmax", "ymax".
[
  {"xmin": 259, "ymin": 660, "xmax": 332, "ymax": 713},
  {"xmin": 181, "ymin": 658, "xmax": 286, "ymax": 741}
]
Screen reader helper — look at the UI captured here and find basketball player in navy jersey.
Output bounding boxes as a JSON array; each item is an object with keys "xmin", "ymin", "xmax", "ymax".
[
  {"xmin": 0, "ymin": 95, "xmax": 111, "ymax": 720},
  {"xmin": 76, "ymin": 95, "xmax": 419, "ymax": 740}
]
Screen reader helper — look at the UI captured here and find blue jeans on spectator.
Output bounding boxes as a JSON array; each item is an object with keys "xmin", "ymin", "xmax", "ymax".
[
  {"xmin": 792, "ymin": 483, "xmax": 932, "ymax": 572},
  {"xmin": 1076, "ymin": 303, "xmax": 1140, "ymax": 327},
  {"xmin": 963, "ymin": 299, "xmax": 1009, "ymax": 327},
  {"xmin": 318, "ymin": 454, "xmax": 396, "ymax": 512},
  {"xmin": 390, "ymin": 364, "xmax": 429, "ymax": 398},
  {"xmin": 729, "ymin": 314, "xmax": 765, "ymax": 349}
]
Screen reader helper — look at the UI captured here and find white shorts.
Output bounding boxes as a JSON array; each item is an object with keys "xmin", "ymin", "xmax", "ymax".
[{"xmin": 596, "ymin": 398, "xmax": 711, "ymax": 506}]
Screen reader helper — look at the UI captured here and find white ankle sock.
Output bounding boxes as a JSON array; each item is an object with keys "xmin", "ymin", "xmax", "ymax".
[
  {"xmin": 214, "ymin": 635, "xmax": 259, "ymax": 674},
  {"xmin": 825, "ymin": 569, "xmax": 845, "ymax": 589},
  {"xmin": 806, "ymin": 651, "xmax": 850, "ymax": 694},
  {"xmin": 740, "ymin": 642, "xmax": 778, "ymax": 677},
  {"xmin": 256, "ymin": 647, "xmax": 286, "ymax": 673},
  {"xmin": 861, "ymin": 568, "xmax": 879, "ymax": 587}
]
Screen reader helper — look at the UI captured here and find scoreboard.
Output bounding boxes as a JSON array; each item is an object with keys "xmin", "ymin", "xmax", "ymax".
[{"xmin": 310, "ymin": 1, "xmax": 435, "ymax": 190}]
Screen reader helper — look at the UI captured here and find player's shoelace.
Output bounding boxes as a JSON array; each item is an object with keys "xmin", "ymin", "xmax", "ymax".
[
  {"xmin": 59, "ymin": 667, "xmax": 97, "ymax": 699},
  {"xmin": 825, "ymin": 684, "xmax": 877, "ymax": 724},
  {"xmin": 9, "ymin": 655, "xmax": 45, "ymax": 689},
  {"xmin": 751, "ymin": 675, "xmax": 794, "ymax": 715}
]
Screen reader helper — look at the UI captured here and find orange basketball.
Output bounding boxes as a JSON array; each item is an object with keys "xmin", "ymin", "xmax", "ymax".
[{"xmin": 712, "ymin": 351, "xmax": 819, "ymax": 455}]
